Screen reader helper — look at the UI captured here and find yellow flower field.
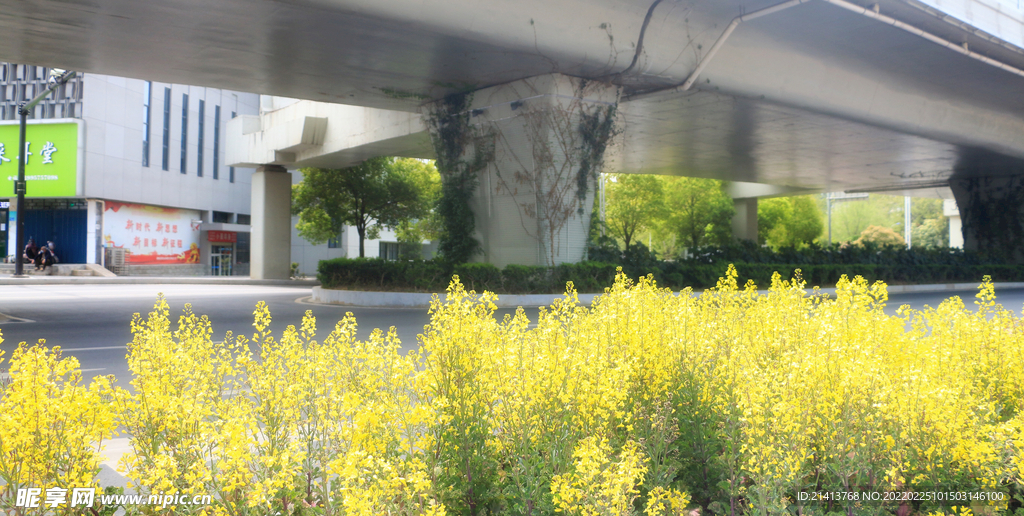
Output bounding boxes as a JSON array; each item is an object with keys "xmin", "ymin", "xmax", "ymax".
[{"xmin": 1, "ymin": 266, "xmax": 1022, "ymax": 516}]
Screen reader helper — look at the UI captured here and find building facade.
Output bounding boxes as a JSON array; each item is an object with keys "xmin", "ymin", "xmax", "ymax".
[{"xmin": 1, "ymin": 63, "xmax": 260, "ymax": 274}]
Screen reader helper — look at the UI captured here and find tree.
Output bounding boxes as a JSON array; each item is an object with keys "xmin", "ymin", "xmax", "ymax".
[
  {"xmin": 758, "ymin": 196, "xmax": 824, "ymax": 249},
  {"xmin": 910, "ymin": 197, "xmax": 949, "ymax": 248},
  {"xmin": 604, "ymin": 174, "xmax": 666, "ymax": 252},
  {"xmin": 664, "ymin": 177, "xmax": 735, "ymax": 249},
  {"xmin": 854, "ymin": 225, "xmax": 905, "ymax": 247},
  {"xmin": 292, "ymin": 157, "xmax": 437, "ymax": 257}
]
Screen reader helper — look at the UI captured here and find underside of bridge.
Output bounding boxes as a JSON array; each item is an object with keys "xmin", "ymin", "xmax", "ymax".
[{"xmin": 4, "ymin": 0, "xmax": 1024, "ymax": 275}]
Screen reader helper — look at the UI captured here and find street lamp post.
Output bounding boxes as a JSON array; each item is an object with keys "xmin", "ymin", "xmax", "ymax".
[{"xmin": 12, "ymin": 69, "xmax": 75, "ymax": 277}]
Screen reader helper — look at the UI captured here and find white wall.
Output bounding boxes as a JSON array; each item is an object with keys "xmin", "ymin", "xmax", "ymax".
[{"xmin": 81, "ymin": 75, "xmax": 259, "ymax": 216}]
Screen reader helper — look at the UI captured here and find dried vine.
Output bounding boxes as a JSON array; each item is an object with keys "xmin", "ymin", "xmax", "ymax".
[{"xmin": 491, "ymin": 79, "xmax": 620, "ymax": 266}]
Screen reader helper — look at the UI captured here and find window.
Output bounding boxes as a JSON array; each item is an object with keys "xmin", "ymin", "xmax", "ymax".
[
  {"xmin": 379, "ymin": 242, "xmax": 399, "ymax": 260},
  {"xmin": 197, "ymin": 99, "xmax": 204, "ymax": 177},
  {"xmin": 236, "ymin": 214, "xmax": 250, "ymax": 225},
  {"xmin": 328, "ymin": 225, "xmax": 343, "ymax": 248},
  {"xmin": 213, "ymin": 105, "xmax": 220, "ymax": 180},
  {"xmin": 212, "ymin": 211, "xmax": 232, "ymax": 223},
  {"xmin": 180, "ymin": 93, "xmax": 188, "ymax": 174},
  {"xmin": 161, "ymin": 87, "xmax": 170, "ymax": 171},
  {"xmin": 229, "ymin": 111, "xmax": 236, "ymax": 183},
  {"xmin": 142, "ymin": 81, "xmax": 151, "ymax": 167}
]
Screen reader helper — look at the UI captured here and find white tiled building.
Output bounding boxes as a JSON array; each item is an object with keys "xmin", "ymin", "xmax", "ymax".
[{"xmin": 0, "ymin": 65, "xmax": 415, "ymax": 276}]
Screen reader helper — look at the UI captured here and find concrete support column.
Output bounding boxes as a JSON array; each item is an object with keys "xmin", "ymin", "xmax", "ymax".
[
  {"xmin": 950, "ymin": 176, "xmax": 1024, "ymax": 262},
  {"xmin": 457, "ymin": 74, "xmax": 620, "ymax": 267},
  {"xmin": 732, "ymin": 198, "xmax": 758, "ymax": 242},
  {"xmin": 251, "ymin": 165, "xmax": 291, "ymax": 279}
]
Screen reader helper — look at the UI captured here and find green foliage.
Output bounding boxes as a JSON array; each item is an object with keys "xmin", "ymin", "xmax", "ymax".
[
  {"xmin": 664, "ymin": 177, "xmax": 734, "ymax": 249},
  {"xmin": 320, "ymin": 238, "xmax": 1024, "ymax": 293},
  {"xmin": 574, "ymin": 96, "xmax": 618, "ymax": 213},
  {"xmin": 604, "ymin": 175, "xmax": 666, "ymax": 252},
  {"xmin": 757, "ymin": 195, "xmax": 823, "ymax": 248},
  {"xmin": 906, "ymin": 197, "xmax": 948, "ymax": 249},
  {"xmin": 827, "ymin": 194, "xmax": 904, "ymax": 243},
  {"xmin": 913, "ymin": 216, "xmax": 949, "ymax": 249},
  {"xmin": 854, "ymin": 224, "xmax": 905, "ymax": 248},
  {"xmin": 291, "ymin": 157, "xmax": 436, "ymax": 257},
  {"xmin": 824, "ymin": 194, "xmax": 956, "ymax": 249},
  {"xmin": 426, "ymin": 92, "xmax": 491, "ymax": 264}
]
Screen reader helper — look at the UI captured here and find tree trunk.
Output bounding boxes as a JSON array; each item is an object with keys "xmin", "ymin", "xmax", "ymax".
[{"xmin": 357, "ymin": 225, "xmax": 366, "ymax": 257}]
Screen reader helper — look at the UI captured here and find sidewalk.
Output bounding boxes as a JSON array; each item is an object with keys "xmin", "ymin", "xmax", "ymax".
[{"xmin": 0, "ymin": 274, "xmax": 320, "ymax": 287}]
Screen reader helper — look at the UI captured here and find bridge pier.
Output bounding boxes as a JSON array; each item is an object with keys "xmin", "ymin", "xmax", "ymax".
[
  {"xmin": 732, "ymin": 198, "xmax": 758, "ymax": 243},
  {"xmin": 950, "ymin": 176, "xmax": 1024, "ymax": 262},
  {"xmin": 251, "ymin": 165, "xmax": 292, "ymax": 279},
  {"xmin": 438, "ymin": 74, "xmax": 620, "ymax": 267}
]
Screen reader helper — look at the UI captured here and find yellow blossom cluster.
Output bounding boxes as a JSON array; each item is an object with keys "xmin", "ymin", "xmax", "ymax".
[
  {"xmin": 0, "ymin": 334, "xmax": 116, "ymax": 515},
  {"xmin": 3, "ymin": 266, "xmax": 1024, "ymax": 516}
]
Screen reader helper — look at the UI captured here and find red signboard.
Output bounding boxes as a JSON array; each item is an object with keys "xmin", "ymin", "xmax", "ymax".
[{"xmin": 208, "ymin": 230, "xmax": 237, "ymax": 243}]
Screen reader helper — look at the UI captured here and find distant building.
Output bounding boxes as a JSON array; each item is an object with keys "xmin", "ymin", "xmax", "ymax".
[
  {"xmin": 0, "ymin": 63, "xmax": 259, "ymax": 275},
  {"xmin": 0, "ymin": 70, "xmax": 425, "ymax": 276}
]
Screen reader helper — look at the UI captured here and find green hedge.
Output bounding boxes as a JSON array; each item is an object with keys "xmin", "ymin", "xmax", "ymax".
[{"xmin": 318, "ymin": 257, "xmax": 1024, "ymax": 294}]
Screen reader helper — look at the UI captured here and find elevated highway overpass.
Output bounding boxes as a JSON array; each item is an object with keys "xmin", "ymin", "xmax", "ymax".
[{"xmin": 3, "ymin": 0, "xmax": 1024, "ymax": 275}]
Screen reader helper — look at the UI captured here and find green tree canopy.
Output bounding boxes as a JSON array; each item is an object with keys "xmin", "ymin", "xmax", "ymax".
[
  {"xmin": 664, "ymin": 177, "xmax": 735, "ymax": 249},
  {"xmin": 854, "ymin": 224, "xmax": 906, "ymax": 248},
  {"xmin": 758, "ymin": 195, "xmax": 824, "ymax": 249},
  {"xmin": 604, "ymin": 174, "xmax": 667, "ymax": 252},
  {"xmin": 292, "ymin": 157, "xmax": 438, "ymax": 257}
]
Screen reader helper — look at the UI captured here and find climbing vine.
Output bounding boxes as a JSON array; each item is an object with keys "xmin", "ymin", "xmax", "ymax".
[
  {"xmin": 425, "ymin": 92, "xmax": 494, "ymax": 264},
  {"xmin": 574, "ymin": 80, "xmax": 619, "ymax": 213},
  {"xmin": 424, "ymin": 78, "xmax": 619, "ymax": 267},
  {"xmin": 954, "ymin": 176, "xmax": 1024, "ymax": 262}
]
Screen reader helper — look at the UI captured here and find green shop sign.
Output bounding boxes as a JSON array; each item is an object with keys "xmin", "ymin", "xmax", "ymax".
[{"xmin": 0, "ymin": 122, "xmax": 79, "ymax": 197}]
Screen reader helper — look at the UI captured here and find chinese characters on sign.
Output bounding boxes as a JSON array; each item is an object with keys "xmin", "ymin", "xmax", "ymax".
[
  {"xmin": 104, "ymin": 202, "xmax": 202, "ymax": 264},
  {"xmin": 0, "ymin": 122, "xmax": 79, "ymax": 197},
  {"xmin": 207, "ymin": 230, "xmax": 237, "ymax": 243},
  {"xmin": 0, "ymin": 141, "xmax": 58, "ymax": 166}
]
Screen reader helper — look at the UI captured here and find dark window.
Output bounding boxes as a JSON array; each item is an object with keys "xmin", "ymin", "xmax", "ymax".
[
  {"xmin": 212, "ymin": 211, "xmax": 232, "ymax": 223},
  {"xmin": 236, "ymin": 232, "xmax": 250, "ymax": 264},
  {"xmin": 236, "ymin": 214, "xmax": 250, "ymax": 225},
  {"xmin": 161, "ymin": 87, "xmax": 171, "ymax": 171},
  {"xmin": 180, "ymin": 93, "xmax": 188, "ymax": 174},
  {"xmin": 229, "ymin": 111, "xmax": 236, "ymax": 183},
  {"xmin": 142, "ymin": 81, "xmax": 151, "ymax": 167},
  {"xmin": 379, "ymin": 242, "xmax": 399, "ymax": 260},
  {"xmin": 197, "ymin": 99, "xmax": 204, "ymax": 177},
  {"xmin": 213, "ymin": 105, "xmax": 220, "ymax": 180}
]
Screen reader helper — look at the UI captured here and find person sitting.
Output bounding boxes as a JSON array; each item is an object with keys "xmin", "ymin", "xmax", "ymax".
[
  {"xmin": 35, "ymin": 241, "xmax": 58, "ymax": 271},
  {"xmin": 22, "ymin": 238, "xmax": 38, "ymax": 265}
]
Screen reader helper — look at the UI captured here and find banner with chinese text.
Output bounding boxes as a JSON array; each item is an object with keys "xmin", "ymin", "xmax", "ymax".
[
  {"xmin": 0, "ymin": 122, "xmax": 79, "ymax": 197},
  {"xmin": 104, "ymin": 202, "xmax": 201, "ymax": 264}
]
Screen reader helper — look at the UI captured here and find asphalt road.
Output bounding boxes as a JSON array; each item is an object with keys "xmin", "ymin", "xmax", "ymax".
[{"xmin": 1, "ymin": 283, "xmax": 1023, "ymax": 385}]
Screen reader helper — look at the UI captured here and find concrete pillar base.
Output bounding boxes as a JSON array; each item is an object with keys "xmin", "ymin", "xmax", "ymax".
[
  {"xmin": 732, "ymin": 198, "xmax": 758, "ymax": 243},
  {"xmin": 251, "ymin": 165, "xmax": 292, "ymax": 279},
  {"xmin": 950, "ymin": 176, "xmax": 1024, "ymax": 262},
  {"xmin": 446, "ymin": 74, "xmax": 620, "ymax": 267}
]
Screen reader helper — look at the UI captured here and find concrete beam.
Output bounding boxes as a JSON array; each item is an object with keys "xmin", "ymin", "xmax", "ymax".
[{"xmin": 227, "ymin": 100, "xmax": 430, "ymax": 170}]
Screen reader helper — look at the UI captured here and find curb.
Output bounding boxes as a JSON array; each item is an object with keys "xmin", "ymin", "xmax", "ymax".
[
  {"xmin": 310, "ymin": 282, "xmax": 1024, "ymax": 308},
  {"xmin": 0, "ymin": 275, "xmax": 320, "ymax": 287},
  {"xmin": 311, "ymin": 286, "xmax": 601, "ymax": 308}
]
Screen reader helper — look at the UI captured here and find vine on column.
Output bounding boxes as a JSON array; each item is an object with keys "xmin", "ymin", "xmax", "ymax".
[{"xmin": 425, "ymin": 92, "xmax": 494, "ymax": 264}]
